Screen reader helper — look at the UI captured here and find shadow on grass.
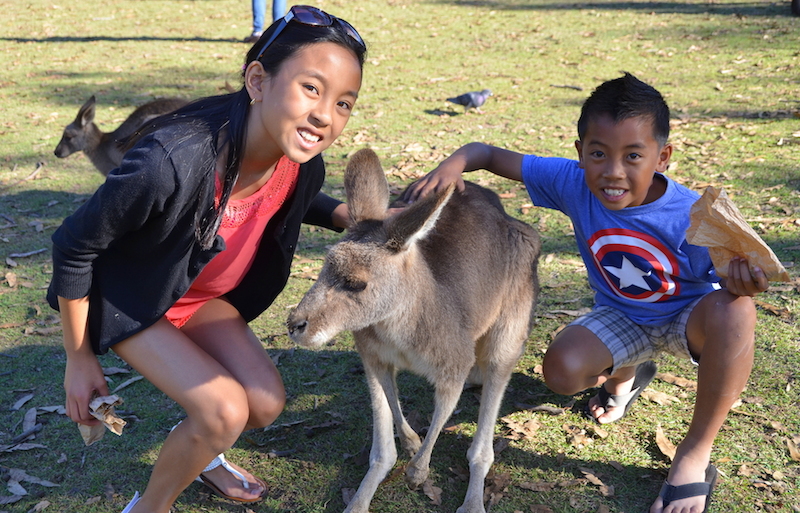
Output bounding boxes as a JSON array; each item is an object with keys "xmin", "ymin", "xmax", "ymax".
[
  {"xmin": 6, "ymin": 328, "xmax": 798, "ymax": 512},
  {"xmin": 0, "ymin": 338, "xmax": 653, "ymax": 512},
  {"xmin": 429, "ymin": 0, "xmax": 792, "ymax": 18},
  {"xmin": 0, "ymin": 35, "xmax": 241, "ymax": 44}
]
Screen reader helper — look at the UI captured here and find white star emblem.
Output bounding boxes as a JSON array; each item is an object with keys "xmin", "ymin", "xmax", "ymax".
[{"xmin": 604, "ymin": 255, "xmax": 653, "ymax": 290}]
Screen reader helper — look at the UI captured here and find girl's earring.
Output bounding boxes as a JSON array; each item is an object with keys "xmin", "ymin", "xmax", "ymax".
[{"xmin": 250, "ymin": 98, "xmax": 256, "ymax": 106}]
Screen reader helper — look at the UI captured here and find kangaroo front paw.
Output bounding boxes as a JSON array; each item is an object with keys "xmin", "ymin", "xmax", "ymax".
[
  {"xmin": 455, "ymin": 498, "xmax": 487, "ymax": 513},
  {"xmin": 404, "ymin": 463, "xmax": 429, "ymax": 489}
]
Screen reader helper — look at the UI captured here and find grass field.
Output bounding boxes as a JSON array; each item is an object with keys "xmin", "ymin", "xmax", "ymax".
[{"xmin": 1, "ymin": 0, "xmax": 798, "ymax": 512}]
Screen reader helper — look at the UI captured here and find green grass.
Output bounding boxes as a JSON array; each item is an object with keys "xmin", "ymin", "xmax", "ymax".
[{"xmin": 1, "ymin": 0, "xmax": 798, "ymax": 512}]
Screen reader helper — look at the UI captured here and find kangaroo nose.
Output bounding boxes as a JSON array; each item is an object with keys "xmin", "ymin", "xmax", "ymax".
[{"xmin": 287, "ymin": 319, "xmax": 308, "ymax": 337}]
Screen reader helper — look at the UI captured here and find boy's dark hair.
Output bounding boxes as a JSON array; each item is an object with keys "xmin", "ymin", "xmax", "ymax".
[{"xmin": 577, "ymin": 72, "xmax": 670, "ymax": 147}]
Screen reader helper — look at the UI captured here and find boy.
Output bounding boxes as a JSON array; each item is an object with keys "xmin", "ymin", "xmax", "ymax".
[{"xmin": 405, "ymin": 73, "xmax": 768, "ymax": 513}]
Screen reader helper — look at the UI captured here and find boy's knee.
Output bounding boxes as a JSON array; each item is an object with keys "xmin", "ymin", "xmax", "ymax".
[
  {"xmin": 542, "ymin": 347, "xmax": 589, "ymax": 396},
  {"xmin": 704, "ymin": 291, "xmax": 757, "ymax": 331}
]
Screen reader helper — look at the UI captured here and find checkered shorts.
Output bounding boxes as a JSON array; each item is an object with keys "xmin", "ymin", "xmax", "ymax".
[{"xmin": 569, "ymin": 299, "xmax": 702, "ymax": 373}]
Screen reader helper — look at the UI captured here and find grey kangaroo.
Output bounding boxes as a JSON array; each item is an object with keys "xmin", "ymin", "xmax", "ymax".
[
  {"xmin": 287, "ymin": 148, "xmax": 541, "ymax": 513},
  {"xmin": 54, "ymin": 95, "xmax": 187, "ymax": 175}
]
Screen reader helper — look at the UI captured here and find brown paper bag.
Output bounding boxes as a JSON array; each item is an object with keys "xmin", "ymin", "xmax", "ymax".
[
  {"xmin": 686, "ymin": 186, "xmax": 790, "ymax": 281},
  {"xmin": 78, "ymin": 394, "xmax": 127, "ymax": 446}
]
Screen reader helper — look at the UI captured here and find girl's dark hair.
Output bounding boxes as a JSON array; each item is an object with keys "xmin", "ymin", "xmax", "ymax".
[
  {"xmin": 577, "ymin": 72, "xmax": 670, "ymax": 147},
  {"xmin": 134, "ymin": 15, "xmax": 366, "ymax": 249}
]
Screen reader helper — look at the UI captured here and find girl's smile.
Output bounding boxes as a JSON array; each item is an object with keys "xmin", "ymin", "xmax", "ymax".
[{"xmin": 245, "ymin": 41, "xmax": 362, "ymax": 168}]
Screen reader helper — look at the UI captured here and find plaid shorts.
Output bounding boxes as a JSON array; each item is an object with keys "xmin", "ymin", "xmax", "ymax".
[{"xmin": 569, "ymin": 298, "xmax": 702, "ymax": 373}]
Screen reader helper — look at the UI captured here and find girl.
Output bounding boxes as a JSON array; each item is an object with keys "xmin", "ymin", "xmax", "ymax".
[{"xmin": 47, "ymin": 6, "xmax": 366, "ymax": 512}]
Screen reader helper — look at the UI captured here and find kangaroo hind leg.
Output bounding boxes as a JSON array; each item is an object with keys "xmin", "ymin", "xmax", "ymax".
[{"xmin": 457, "ymin": 320, "xmax": 529, "ymax": 513}]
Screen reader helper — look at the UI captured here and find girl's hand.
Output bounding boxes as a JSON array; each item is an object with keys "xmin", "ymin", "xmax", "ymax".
[
  {"xmin": 64, "ymin": 352, "xmax": 109, "ymax": 425},
  {"xmin": 722, "ymin": 256, "xmax": 769, "ymax": 297},
  {"xmin": 402, "ymin": 161, "xmax": 466, "ymax": 204}
]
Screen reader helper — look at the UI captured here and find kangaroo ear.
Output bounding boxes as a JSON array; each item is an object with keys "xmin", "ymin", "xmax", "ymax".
[
  {"xmin": 384, "ymin": 183, "xmax": 455, "ymax": 252},
  {"xmin": 344, "ymin": 148, "xmax": 390, "ymax": 224},
  {"xmin": 77, "ymin": 96, "xmax": 96, "ymax": 127}
]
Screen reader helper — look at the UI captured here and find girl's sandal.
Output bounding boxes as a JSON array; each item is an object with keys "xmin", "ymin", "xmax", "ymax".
[
  {"xmin": 120, "ymin": 491, "xmax": 140, "ymax": 513},
  {"xmin": 195, "ymin": 453, "xmax": 267, "ymax": 503}
]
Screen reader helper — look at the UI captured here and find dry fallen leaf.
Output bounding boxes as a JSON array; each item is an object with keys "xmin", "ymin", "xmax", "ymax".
[
  {"xmin": 484, "ymin": 471, "xmax": 511, "ymax": 506},
  {"xmin": 111, "ymin": 375, "xmax": 144, "ymax": 394},
  {"xmin": 422, "ymin": 478, "xmax": 442, "ymax": 505},
  {"xmin": 102, "ymin": 367, "xmax": 131, "ymax": 376},
  {"xmin": 28, "ymin": 501, "xmax": 50, "ymax": 513},
  {"xmin": 564, "ymin": 424, "xmax": 592, "ymax": 448},
  {"xmin": 341, "ymin": 487, "xmax": 356, "ymax": 506},
  {"xmin": 11, "ymin": 393, "xmax": 34, "ymax": 411},
  {"xmin": 502, "ymin": 417, "xmax": 541, "ymax": 440},
  {"xmin": 0, "ymin": 442, "xmax": 47, "ymax": 453},
  {"xmin": 518, "ymin": 481, "xmax": 555, "ymax": 492},
  {"xmin": 494, "ymin": 437, "xmax": 510, "ymax": 455},
  {"xmin": 22, "ymin": 407, "xmax": 38, "ymax": 433},
  {"xmin": 641, "ymin": 389, "xmax": 681, "ymax": 406},
  {"xmin": 8, "ymin": 468, "xmax": 59, "ymax": 488},
  {"xmin": 449, "ymin": 465, "xmax": 470, "ymax": 482},
  {"xmin": 787, "ymin": 438, "xmax": 800, "ymax": 462},
  {"xmin": 656, "ymin": 372, "xmax": 698, "ymax": 391},
  {"xmin": 0, "ymin": 495, "xmax": 24, "ymax": 505},
  {"xmin": 752, "ymin": 299, "xmax": 792, "ymax": 318},
  {"xmin": 656, "ymin": 425, "xmax": 677, "ymax": 461}
]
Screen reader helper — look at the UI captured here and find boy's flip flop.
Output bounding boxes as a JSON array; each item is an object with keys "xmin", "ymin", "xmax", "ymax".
[
  {"xmin": 195, "ymin": 453, "xmax": 268, "ymax": 503},
  {"xmin": 584, "ymin": 360, "xmax": 657, "ymax": 423},
  {"xmin": 659, "ymin": 464, "xmax": 718, "ymax": 512}
]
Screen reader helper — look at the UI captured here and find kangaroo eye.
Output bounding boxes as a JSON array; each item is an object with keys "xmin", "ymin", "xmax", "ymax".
[{"xmin": 343, "ymin": 280, "xmax": 367, "ymax": 293}]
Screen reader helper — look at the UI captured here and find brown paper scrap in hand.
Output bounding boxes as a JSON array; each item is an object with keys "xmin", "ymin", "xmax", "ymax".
[
  {"xmin": 78, "ymin": 394, "xmax": 127, "ymax": 446},
  {"xmin": 686, "ymin": 186, "xmax": 790, "ymax": 282}
]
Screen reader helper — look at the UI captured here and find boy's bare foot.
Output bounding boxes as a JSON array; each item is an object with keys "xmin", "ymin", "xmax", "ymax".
[
  {"xmin": 586, "ymin": 377, "xmax": 634, "ymax": 423},
  {"xmin": 586, "ymin": 361, "xmax": 657, "ymax": 424}
]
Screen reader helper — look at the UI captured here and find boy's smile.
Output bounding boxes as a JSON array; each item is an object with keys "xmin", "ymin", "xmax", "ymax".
[{"xmin": 575, "ymin": 115, "xmax": 672, "ymax": 210}]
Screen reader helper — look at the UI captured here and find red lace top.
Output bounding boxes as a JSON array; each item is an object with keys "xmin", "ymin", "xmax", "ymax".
[{"xmin": 166, "ymin": 157, "xmax": 299, "ymax": 328}]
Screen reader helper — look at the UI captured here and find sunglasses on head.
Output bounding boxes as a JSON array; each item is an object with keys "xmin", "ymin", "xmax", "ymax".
[{"xmin": 254, "ymin": 5, "xmax": 365, "ymax": 62}]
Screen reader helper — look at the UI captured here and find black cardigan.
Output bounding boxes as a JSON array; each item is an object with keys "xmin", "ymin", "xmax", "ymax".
[{"xmin": 48, "ymin": 121, "xmax": 341, "ymax": 354}]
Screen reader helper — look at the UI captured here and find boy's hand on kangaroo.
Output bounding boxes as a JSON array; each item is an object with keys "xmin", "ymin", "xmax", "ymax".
[
  {"xmin": 723, "ymin": 256, "xmax": 769, "ymax": 297},
  {"xmin": 403, "ymin": 166, "xmax": 465, "ymax": 203}
]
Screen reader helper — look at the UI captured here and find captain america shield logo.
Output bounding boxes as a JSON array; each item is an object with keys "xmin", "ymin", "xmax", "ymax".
[{"xmin": 588, "ymin": 228, "xmax": 680, "ymax": 303}]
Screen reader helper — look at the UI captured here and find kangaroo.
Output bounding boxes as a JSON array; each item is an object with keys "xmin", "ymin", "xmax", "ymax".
[
  {"xmin": 287, "ymin": 148, "xmax": 541, "ymax": 513},
  {"xmin": 54, "ymin": 95, "xmax": 188, "ymax": 176}
]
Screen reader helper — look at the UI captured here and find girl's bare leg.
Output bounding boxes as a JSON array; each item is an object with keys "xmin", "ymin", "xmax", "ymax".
[
  {"xmin": 180, "ymin": 298, "xmax": 285, "ymax": 498},
  {"xmin": 113, "ymin": 299, "xmax": 285, "ymax": 512}
]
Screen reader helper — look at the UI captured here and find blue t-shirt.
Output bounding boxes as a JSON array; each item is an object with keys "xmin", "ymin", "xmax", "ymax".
[{"xmin": 521, "ymin": 155, "xmax": 719, "ymax": 326}]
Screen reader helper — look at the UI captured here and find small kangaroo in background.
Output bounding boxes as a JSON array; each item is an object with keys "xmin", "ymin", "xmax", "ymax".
[
  {"xmin": 54, "ymin": 95, "xmax": 188, "ymax": 176},
  {"xmin": 287, "ymin": 148, "xmax": 541, "ymax": 513}
]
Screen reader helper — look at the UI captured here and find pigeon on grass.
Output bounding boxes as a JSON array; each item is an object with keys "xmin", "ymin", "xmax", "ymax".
[{"xmin": 446, "ymin": 89, "xmax": 492, "ymax": 113}]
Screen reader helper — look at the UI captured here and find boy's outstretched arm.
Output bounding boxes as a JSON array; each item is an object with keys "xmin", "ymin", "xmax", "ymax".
[
  {"xmin": 722, "ymin": 256, "xmax": 769, "ymax": 296},
  {"xmin": 403, "ymin": 143, "xmax": 524, "ymax": 202}
]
